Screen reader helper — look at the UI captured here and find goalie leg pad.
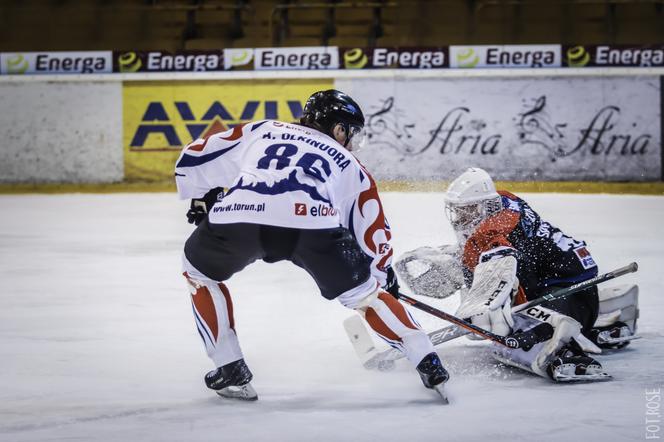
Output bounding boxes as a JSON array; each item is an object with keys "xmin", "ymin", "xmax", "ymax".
[
  {"xmin": 492, "ymin": 307, "xmax": 582, "ymax": 379},
  {"xmin": 531, "ymin": 308, "xmax": 582, "ymax": 378},
  {"xmin": 589, "ymin": 284, "xmax": 640, "ymax": 349},
  {"xmin": 596, "ymin": 284, "xmax": 639, "ymax": 332}
]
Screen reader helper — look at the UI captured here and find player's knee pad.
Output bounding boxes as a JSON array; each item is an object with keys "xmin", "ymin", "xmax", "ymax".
[
  {"xmin": 336, "ymin": 278, "xmax": 380, "ymax": 311},
  {"xmin": 596, "ymin": 284, "xmax": 639, "ymax": 333},
  {"xmin": 182, "ymin": 254, "xmax": 220, "ymax": 293}
]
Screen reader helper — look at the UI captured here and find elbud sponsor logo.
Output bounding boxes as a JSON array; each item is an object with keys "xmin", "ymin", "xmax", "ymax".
[
  {"xmin": 1, "ymin": 51, "xmax": 112, "ymax": 75},
  {"xmin": 450, "ymin": 45, "xmax": 561, "ymax": 68},
  {"xmin": 564, "ymin": 45, "xmax": 664, "ymax": 67},
  {"xmin": 342, "ymin": 47, "xmax": 447, "ymax": 69},
  {"xmin": 254, "ymin": 46, "xmax": 339, "ymax": 70},
  {"xmin": 294, "ymin": 203, "xmax": 338, "ymax": 217},
  {"xmin": 114, "ymin": 51, "xmax": 224, "ymax": 73}
]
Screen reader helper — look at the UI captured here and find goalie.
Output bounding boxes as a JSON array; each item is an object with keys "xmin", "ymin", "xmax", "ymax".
[{"xmin": 396, "ymin": 168, "xmax": 638, "ymax": 382}]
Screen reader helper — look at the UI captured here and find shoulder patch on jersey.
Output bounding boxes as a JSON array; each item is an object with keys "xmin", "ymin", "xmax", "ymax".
[
  {"xmin": 573, "ymin": 246, "xmax": 597, "ymax": 270},
  {"xmin": 175, "ymin": 141, "xmax": 240, "ymax": 168}
]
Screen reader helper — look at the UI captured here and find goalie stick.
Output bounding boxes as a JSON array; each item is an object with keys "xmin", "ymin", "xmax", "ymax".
[
  {"xmin": 396, "ymin": 292, "xmax": 547, "ymax": 350},
  {"xmin": 346, "ymin": 262, "xmax": 638, "ymax": 369}
]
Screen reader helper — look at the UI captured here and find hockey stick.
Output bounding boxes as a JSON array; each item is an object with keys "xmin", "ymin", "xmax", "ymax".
[
  {"xmin": 396, "ymin": 292, "xmax": 540, "ymax": 350},
  {"xmin": 350, "ymin": 262, "xmax": 638, "ymax": 369},
  {"xmin": 514, "ymin": 261, "xmax": 638, "ymax": 312},
  {"xmin": 411, "ymin": 261, "xmax": 639, "ymax": 347}
]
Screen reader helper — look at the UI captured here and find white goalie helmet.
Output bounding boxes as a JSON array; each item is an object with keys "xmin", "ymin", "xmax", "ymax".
[{"xmin": 444, "ymin": 167, "xmax": 503, "ymax": 241}]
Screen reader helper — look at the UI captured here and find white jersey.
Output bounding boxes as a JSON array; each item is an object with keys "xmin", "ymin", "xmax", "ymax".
[{"xmin": 175, "ymin": 120, "xmax": 393, "ymax": 285}]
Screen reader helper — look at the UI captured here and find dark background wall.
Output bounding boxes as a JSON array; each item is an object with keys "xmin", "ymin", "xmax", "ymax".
[{"xmin": 0, "ymin": 0, "xmax": 662, "ymax": 52}]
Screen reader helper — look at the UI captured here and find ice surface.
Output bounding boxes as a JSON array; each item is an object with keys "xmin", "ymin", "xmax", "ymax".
[{"xmin": 0, "ymin": 192, "xmax": 661, "ymax": 442}]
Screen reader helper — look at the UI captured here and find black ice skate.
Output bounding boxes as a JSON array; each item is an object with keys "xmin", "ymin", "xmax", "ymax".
[
  {"xmin": 589, "ymin": 321, "xmax": 639, "ymax": 349},
  {"xmin": 546, "ymin": 340, "xmax": 611, "ymax": 383},
  {"xmin": 204, "ymin": 359, "xmax": 258, "ymax": 401},
  {"xmin": 416, "ymin": 352, "xmax": 450, "ymax": 404}
]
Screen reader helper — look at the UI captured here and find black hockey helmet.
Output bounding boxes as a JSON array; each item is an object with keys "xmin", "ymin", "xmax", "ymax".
[{"xmin": 300, "ymin": 89, "xmax": 365, "ymax": 148}]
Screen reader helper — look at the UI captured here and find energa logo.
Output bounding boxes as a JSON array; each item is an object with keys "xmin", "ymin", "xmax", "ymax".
[
  {"xmin": 5, "ymin": 54, "xmax": 29, "ymax": 74},
  {"xmin": 566, "ymin": 46, "xmax": 590, "ymax": 67},
  {"xmin": 343, "ymin": 48, "xmax": 369, "ymax": 69}
]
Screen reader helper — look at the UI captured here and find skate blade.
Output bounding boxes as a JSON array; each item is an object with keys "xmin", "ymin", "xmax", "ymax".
[
  {"xmin": 432, "ymin": 383, "xmax": 450, "ymax": 405},
  {"xmin": 216, "ymin": 383, "xmax": 258, "ymax": 401},
  {"xmin": 552, "ymin": 372, "xmax": 613, "ymax": 383},
  {"xmin": 597, "ymin": 334, "xmax": 641, "ymax": 345}
]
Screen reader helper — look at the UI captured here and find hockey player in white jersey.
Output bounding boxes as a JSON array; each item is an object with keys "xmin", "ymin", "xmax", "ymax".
[
  {"xmin": 175, "ymin": 90, "xmax": 448, "ymax": 401},
  {"xmin": 396, "ymin": 168, "xmax": 638, "ymax": 382}
]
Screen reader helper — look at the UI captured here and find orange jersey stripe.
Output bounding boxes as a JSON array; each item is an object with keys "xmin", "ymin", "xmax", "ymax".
[{"xmin": 514, "ymin": 285, "xmax": 527, "ymax": 306}]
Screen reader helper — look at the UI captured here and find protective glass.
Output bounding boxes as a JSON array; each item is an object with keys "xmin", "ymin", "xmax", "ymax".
[
  {"xmin": 445, "ymin": 202, "xmax": 483, "ymax": 229},
  {"xmin": 348, "ymin": 125, "xmax": 368, "ymax": 151}
]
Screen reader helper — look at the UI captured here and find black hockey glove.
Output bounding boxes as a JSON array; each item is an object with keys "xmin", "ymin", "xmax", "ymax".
[
  {"xmin": 186, "ymin": 200, "xmax": 208, "ymax": 225},
  {"xmin": 384, "ymin": 266, "xmax": 400, "ymax": 299},
  {"xmin": 186, "ymin": 187, "xmax": 225, "ymax": 226}
]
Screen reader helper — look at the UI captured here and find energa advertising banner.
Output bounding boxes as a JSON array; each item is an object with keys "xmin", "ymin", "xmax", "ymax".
[
  {"xmin": 123, "ymin": 79, "xmax": 332, "ymax": 181},
  {"xmin": 1, "ymin": 51, "xmax": 112, "ymax": 74},
  {"xmin": 337, "ymin": 76, "xmax": 661, "ymax": 181}
]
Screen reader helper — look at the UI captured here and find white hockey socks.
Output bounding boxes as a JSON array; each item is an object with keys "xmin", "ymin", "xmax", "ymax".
[
  {"xmin": 184, "ymin": 273, "xmax": 244, "ymax": 368},
  {"xmin": 363, "ymin": 291, "xmax": 434, "ymax": 367}
]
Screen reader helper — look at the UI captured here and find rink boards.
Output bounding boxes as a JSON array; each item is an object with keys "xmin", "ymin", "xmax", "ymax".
[{"xmin": 0, "ymin": 69, "xmax": 662, "ymax": 186}]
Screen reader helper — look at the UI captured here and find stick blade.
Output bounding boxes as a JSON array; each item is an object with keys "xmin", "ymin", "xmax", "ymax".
[{"xmin": 343, "ymin": 315, "xmax": 379, "ymax": 367}]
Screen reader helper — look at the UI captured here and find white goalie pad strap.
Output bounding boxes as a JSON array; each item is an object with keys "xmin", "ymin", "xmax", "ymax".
[
  {"xmin": 575, "ymin": 333, "xmax": 602, "ymax": 355},
  {"xmin": 394, "ymin": 244, "xmax": 464, "ymax": 299},
  {"xmin": 456, "ymin": 255, "xmax": 518, "ymax": 336}
]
